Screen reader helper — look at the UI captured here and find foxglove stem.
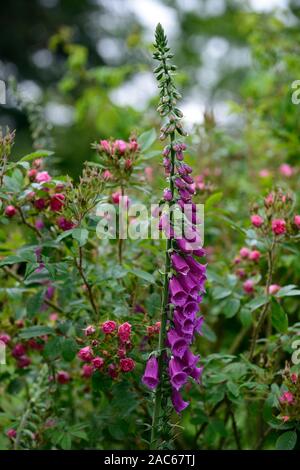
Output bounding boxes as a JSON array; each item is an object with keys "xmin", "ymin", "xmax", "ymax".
[{"xmin": 150, "ymin": 132, "xmax": 175, "ymax": 449}]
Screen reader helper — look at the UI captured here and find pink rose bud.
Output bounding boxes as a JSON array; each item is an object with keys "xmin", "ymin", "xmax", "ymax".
[
  {"xmin": 129, "ymin": 139, "xmax": 139, "ymax": 152},
  {"xmin": 271, "ymin": 219, "xmax": 286, "ymax": 235},
  {"xmin": 114, "ymin": 139, "xmax": 127, "ymax": 155},
  {"xmin": 28, "ymin": 168, "xmax": 37, "ymax": 180},
  {"xmin": 251, "ymin": 214, "xmax": 264, "ymax": 227},
  {"xmin": 268, "ymin": 284, "xmax": 281, "ymax": 295},
  {"xmin": 102, "ymin": 320, "xmax": 117, "ymax": 334},
  {"xmin": 125, "ymin": 159, "xmax": 133, "ymax": 170},
  {"xmin": 34, "ymin": 198, "xmax": 47, "ymax": 210},
  {"xmin": 259, "ymin": 169, "xmax": 270, "ymax": 178},
  {"xmin": 290, "ymin": 373, "xmax": 298, "ymax": 384},
  {"xmin": 81, "ymin": 364, "xmax": 93, "ymax": 378},
  {"xmin": 36, "ymin": 171, "xmax": 52, "ymax": 183},
  {"xmin": 239, "ymin": 247, "xmax": 250, "ymax": 258},
  {"xmin": 265, "ymin": 193, "xmax": 274, "ymax": 206},
  {"xmin": 279, "ymin": 391, "xmax": 294, "ymax": 404},
  {"xmin": 108, "ymin": 363, "xmax": 118, "ymax": 379},
  {"xmin": 281, "ymin": 415, "xmax": 290, "ymax": 423},
  {"xmin": 50, "ymin": 194, "xmax": 65, "ymax": 212},
  {"xmin": 100, "ymin": 140, "xmax": 111, "ymax": 155},
  {"xmin": 0, "ymin": 333, "xmax": 10, "ymax": 344},
  {"xmin": 144, "ymin": 166, "xmax": 153, "ymax": 182},
  {"xmin": 249, "ymin": 250, "xmax": 261, "ymax": 262},
  {"xmin": 57, "ymin": 371, "xmax": 71, "ymax": 384},
  {"xmin": 84, "ymin": 325, "xmax": 96, "ymax": 336},
  {"xmin": 6, "ymin": 429, "xmax": 17, "ymax": 440},
  {"xmin": 111, "ymin": 192, "xmax": 121, "ymax": 204},
  {"xmin": 17, "ymin": 355, "xmax": 31, "ymax": 368},
  {"xmin": 4, "ymin": 205, "xmax": 17, "ymax": 218},
  {"xmin": 92, "ymin": 357, "xmax": 104, "ymax": 369},
  {"xmin": 103, "ymin": 170, "xmax": 113, "ymax": 181},
  {"xmin": 12, "ymin": 343, "xmax": 26, "ymax": 358},
  {"xmin": 243, "ymin": 279, "xmax": 254, "ymax": 294},
  {"xmin": 279, "ymin": 163, "xmax": 294, "ymax": 177},
  {"xmin": 294, "ymin": 215, "xmax": 300, "ymax": 229},
  {"xmin": 33, "ymin": 159, "xmax": 42, "ymax": 169}
]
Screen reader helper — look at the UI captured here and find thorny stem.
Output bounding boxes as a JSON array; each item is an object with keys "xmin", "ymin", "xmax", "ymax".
[
  {"xmin": 229, "ymin": 406, "xmax": 242, "ymax": 450},
  {"xmin": 2, "ymin": 266, "xmax": 64, "ymax": 313},
  {"xmin": 17, "ymin": 206, "xmax": 42, "ymax": 239},
  {"xmin": 249, "ymin": 237, "xmax": 276, "ymax": 360},
  {"xmin": 150, "ymin": 133, "xmax": 175, "ymax": 449},
  {"xmin": 118, "ymin": 184, "xmax": 125, "ymax": 265},
  {"xmin": 75, "ymin": 245, "xmax": 98, "ymax": 317},
  {"xmin": 0, "ymin": 152, "xmax": 7, "ymax": 187}
]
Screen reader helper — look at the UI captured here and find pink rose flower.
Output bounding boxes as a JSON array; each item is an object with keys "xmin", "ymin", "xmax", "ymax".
[
  {"xmin": 78, "ymin": 346, "xmax": 93, "ymax": 362},
  {"xmin": 92, "ymin": 357, "xmax": 104, "ymax": 369},
  {"xmin": 120, "ymin": 357, "xmax": 135, "ymax": 372},
  {"xmin": 102, "ymin": 320, "xmax": 117, "ymax": 334},
  {"xmin": 272, "ymin": 219, "xmax": 286, "ymax": 236},
  {"xmin": 36, "ymin": 171, "xmax": 52, "ymax": 183}
]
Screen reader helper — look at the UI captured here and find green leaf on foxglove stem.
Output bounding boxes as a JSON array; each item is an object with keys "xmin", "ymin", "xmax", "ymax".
[
  {"xmin": 276, "ymin": 431, "xmax": 297, "ymax": 450},
  {"xmin": 271, "ymin": 298, "xmax": 288, "ymax": 333}
]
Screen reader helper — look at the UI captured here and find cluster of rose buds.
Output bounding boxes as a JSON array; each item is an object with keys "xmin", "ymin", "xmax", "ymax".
[
  {"xmin": 2, "ymin": 158, "xmax": 75, "ymax": 232},
  {"xmin": 250, "ymin": 189, "xmax": 300, "ymax": 237},
  {"xmin": 0, "ymin": 334, "xmax": 46, "ymax": 369},
  {"xmin": 278, "ymin": 368, "xmax": 300, "ymax": 423},
  {"xmin": 94, "ymin": 137, "xmax": 140, "ymax": 177},
  {"xmin": 77, "ymin": 321, "xmax": 135, "ymax": 380}
]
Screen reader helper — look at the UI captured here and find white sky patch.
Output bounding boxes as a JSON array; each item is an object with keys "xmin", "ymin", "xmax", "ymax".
[
  {"xmin": 181, "ymin": 101, "xmax": 206, "ymax": 128},
  {"xmin": 96, "ymin": 38, "xmax": 126, "ymax": 64},
  {"xmin": 32, "ymin": 49, "xmax": 53, "ymax": 69},
  {"xmin": 45, "ymin": 103, "xmax": 74, "ymax": 126},
  {"xmin": 248, "ymin": 0, "xmax": 288, "ymax": 11},
  {"xmin": 18, "ymin": 81, "xmax": 42, "ymax": 103},
  {"xmin": 110, "ymin": 71, "xmax": 157, "ymax": 110}
]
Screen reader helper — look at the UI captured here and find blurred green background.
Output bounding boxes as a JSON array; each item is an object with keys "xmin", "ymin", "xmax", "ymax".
[{"xmin": 0, "ymin": 0, "xmax": 300, "ymax": 177}]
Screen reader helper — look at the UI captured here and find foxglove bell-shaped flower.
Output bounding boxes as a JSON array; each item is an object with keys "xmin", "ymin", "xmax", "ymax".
[
  {"xmin": 169, "ymin": 357, "xmax": 188, "ymax": 390},
  {"xmin": 142, "ymin": 356, "xmax": 159, "ymax": 390},
  {"xmin": 171, "ymin": 388, "xmax": 189, "ymax": 413}
]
